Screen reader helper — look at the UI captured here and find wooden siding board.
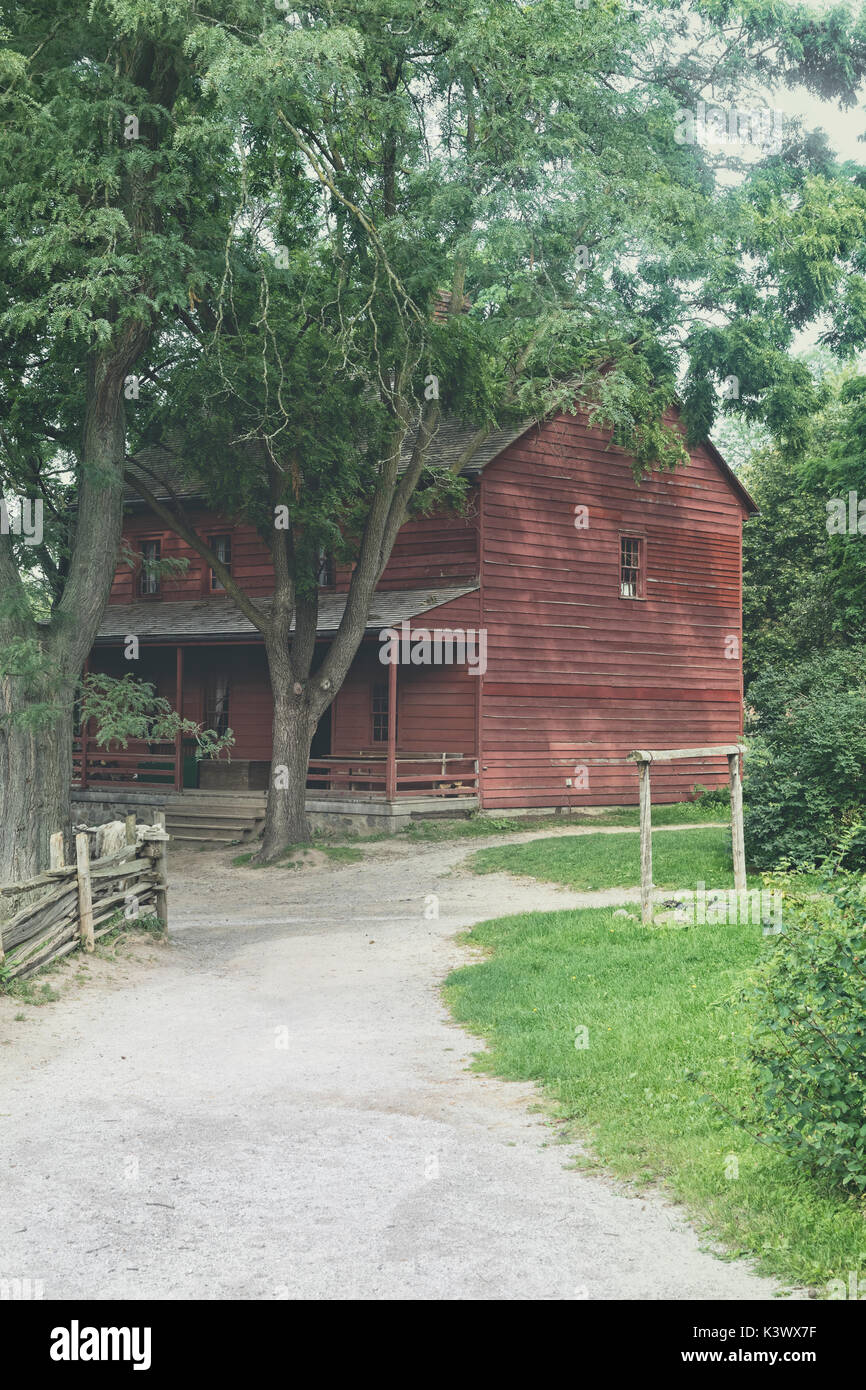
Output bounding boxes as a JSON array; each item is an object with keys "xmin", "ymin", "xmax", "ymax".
[{"xmin": 478, "ymin": 411, "xmax": 745, "ymax": 809}]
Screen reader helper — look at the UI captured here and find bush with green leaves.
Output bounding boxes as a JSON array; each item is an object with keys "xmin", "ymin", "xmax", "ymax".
[
  {"xmin": 80, "ymin": 673, "xmax": 235, "ymax": 764},
  {"xmin": 743, "ymin": 648, "xmax": 866, "ymax": 870},
  {"xmin": 745, "ymin": 865, "xmax": 866, "ymax": 1195},
  {"xmin": 691, "ymin": 782, "xmax": 731, "ymax": 810}
]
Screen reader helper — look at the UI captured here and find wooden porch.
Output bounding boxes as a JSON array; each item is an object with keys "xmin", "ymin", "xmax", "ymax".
[
  {"xmin": 75, "ymin": 635, "xmax": 479, "ymax": 802},
  {"xmin": 70, "ymin": 782, "xmax": 480, "ymax": 846}
]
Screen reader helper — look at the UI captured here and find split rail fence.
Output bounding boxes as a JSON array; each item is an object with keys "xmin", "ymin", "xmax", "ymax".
[{"xmin": 0, "ymin": 814, "xmax": 169, "ymax": 981}]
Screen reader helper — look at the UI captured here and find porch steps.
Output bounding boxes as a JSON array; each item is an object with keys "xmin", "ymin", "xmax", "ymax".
[{"xmin": 165, "ymin": 794, "xmax": 266, "ymax": 849}]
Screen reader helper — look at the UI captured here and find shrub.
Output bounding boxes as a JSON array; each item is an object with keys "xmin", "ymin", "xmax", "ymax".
[
  {"xmin": 691, "ymin": 782, "xmax": 731, "ymax": 810},
  {"xmin": 743, "ymin": 648, "xmax": 866, "ymax": 870},
  {"xmin": 745, "ymin": 866, "xmax": 866, "ymax": 1195}
]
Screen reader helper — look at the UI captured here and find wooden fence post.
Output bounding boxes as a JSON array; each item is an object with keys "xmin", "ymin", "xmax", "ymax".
[
  {"xmin": 152, "ymin": 810, "xmax": 168, "ymax": 926},
  {"xmin": 125, "ymin": 814, "xmax": 137, "ymax": 846},
  {"xmin": 75, "ymin": 832, "xmax": 95, "ymax": 953},
  {"xmin": 728, "ymin": 751, "xmax": 747, "ymax": 892},
  {"xmin": 49, "ymin": 831, "xmax": 65, "ymax": 871},
  {"xmin": 638, "ymin": 758, "xmax": 653, "ymax": 925}
]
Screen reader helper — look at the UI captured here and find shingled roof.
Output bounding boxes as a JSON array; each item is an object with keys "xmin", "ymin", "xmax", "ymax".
[
  {"xmin": 94, "ymin": 584, "xmax": 480, "ymax": 643},
  {"xmin": 123, "ymin": 417, "xmax": 536, "ymax": 503},
  {"xmin": 124, "ymin": 410, "xmax": 756, "ymax": 515},
  {"xmin": 124, "ymin": 444, "xmax": 204, "ymax": 503},
  {"xmin": 398, "ymin": 415, "xmax": 534, "ymax": 474}
]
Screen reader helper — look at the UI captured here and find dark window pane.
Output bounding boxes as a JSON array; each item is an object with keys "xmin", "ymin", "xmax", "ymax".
[
  {"xmin": 620, "ymin": 536, "xmax": 642, "ymax": 599},
  {"xmin": 209, "ymin": 535, "xmax": 232, "ymax": 591},
  {"xmin": 317, "ymin": 550, "xmax": 334, "ymax": 587},
  {"xmin": 204, "ymin": 675, "xmax": 230, "ymax": 735},
  {"xmin": 140, "ymin": 539, "xmax": 161, "ymax": 596},
  {"xmin": 372, "ymin": 680, "xmax": 389, "ymax": 743}
]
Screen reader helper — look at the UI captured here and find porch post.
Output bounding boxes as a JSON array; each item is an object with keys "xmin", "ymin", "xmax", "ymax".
[
  {"xmin": 80, "ymin": 655, "xmax": 89, "ymax": 789},
  {"xmin": 385, "ymin": 648, "xmax": 397, "ymax": 800},
  {"xmin": 174, "ymin": 645, "xmax": 184, "ymax": 793}
]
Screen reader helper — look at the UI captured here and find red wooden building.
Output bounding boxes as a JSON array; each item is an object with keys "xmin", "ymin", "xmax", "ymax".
[{"xmin": 77, "ymin": 409, "xmax": 757, "ymax": 834}]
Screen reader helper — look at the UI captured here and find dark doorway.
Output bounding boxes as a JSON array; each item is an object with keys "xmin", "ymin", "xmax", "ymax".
[{"xmin": 310, "ymin": 705, "xmax": 332, "ymax": 759}]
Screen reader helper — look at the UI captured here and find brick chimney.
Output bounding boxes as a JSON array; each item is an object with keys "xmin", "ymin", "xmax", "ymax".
[{"xmin": 432, "ymin": 289, "xmax": 472, "ymax": 321}]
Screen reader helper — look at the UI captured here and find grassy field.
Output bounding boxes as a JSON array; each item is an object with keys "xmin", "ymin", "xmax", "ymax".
[
  {"xmin": 444, "ymin": 901, "xmax": 864, "ymax": 1295},
  {"xmin": 400, "ymin": 798, "xmax": 729, "ymax": 842},
  {"xmin": 232, "ymin": 800, "xmax": 729, "ymax": 853},
  {"xmin": 468, "ymin": 825, "xmax": 758, "ymax": 892}
]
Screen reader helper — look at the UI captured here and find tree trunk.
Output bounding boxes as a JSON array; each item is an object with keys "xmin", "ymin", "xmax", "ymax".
[
  {"xmin": 257, "ymin": 693, "xmax": 315, "ymax": 859},
  {"xmin": 0, "ymin": 678, "xmax": 74, "ymax": 883},
  {"xmin": 255, "ymin": 628, "xmax": 317, "ymax": 860},
  {"xmin": 0, "ymin": 350, "xmax": 139, "ymax": 885}
]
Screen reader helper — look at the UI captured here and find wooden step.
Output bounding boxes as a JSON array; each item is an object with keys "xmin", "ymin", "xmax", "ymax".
[
  {"xmin": 167, "ymin": 821, "xmax": 248, "ymax": 837},
  {"xmin": 169, "ymin": 830, "xmax": 247, "ymax": 846},
  {"xmin": 167, "ymin": 810, "xmax": 264, "ymax": 827},
  {"xmin": 165, "ymin": 802, "xmax": 264, "ymax": 847}
]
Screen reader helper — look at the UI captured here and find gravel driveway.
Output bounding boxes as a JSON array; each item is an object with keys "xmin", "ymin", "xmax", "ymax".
[{"xmin": 0, "ymin": 825, "xmax": 789, "ymax": 1300}]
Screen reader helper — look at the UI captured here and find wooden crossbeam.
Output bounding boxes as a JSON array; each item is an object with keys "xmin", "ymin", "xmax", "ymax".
[
  {"xmin": 628, "ymin": 744, "xmax": 748, "ymax": 924},
  {"xmin": 628, "ymin": 745, "xmax": 746, "ymax": 763}
]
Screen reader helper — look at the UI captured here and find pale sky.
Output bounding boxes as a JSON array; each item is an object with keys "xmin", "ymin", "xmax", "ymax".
[
  {"xmin": 764, "ymin": 0, "xmax": 865, "ymax": 161},
  {"xmin": 770, "ymin": 82, "xmax": 866, "ymax": 163}
]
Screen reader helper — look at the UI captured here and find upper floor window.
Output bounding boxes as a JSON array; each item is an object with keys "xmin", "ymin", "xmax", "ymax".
[
  {"xmin": 208, "ymin": 534, "xmax": 232, "ymax": 591},
  {"xmin": 317, "ymin": 548, "xmax": 335, "ymax": 588},
  {"xmin": 620, "ymin": 535, "xmax": 644, "ymax": 599},
  {"xmin": 139, "ymin": 538, "xmax": 161, "ymax": 597}
]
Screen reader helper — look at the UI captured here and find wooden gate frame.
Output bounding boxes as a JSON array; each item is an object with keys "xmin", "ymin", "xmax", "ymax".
[{"xmin": 626, "ymin": 745, "xmax": 747, "ymax": 924}]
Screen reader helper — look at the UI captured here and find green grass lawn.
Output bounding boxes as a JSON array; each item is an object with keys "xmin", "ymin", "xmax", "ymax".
[
  {"xmin": 444, "ymin": 905, "xmax": 866, "ymax": 1294},
  {"xmin": 400, "ymin": 798, "xmax": 729, "ymax": 842},
  {"xmin": 469, "ymin": 825, "xmax": 761, "ymax": 892},
  {"xmin": 237, "ymin": 799, "xmax": 728, "ymax": 850}
]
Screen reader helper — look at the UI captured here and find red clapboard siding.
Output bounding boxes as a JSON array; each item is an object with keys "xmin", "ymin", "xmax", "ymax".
[
  {"xmin": 90, "ymin": 644, "xmax": 275, "ymax": 761},
  {"xmin": 109, "ymin": 511, "xmax": 275, "ymax": 603},
  {"xmin": 477, "ymin": 411, "xmax": 747, "ymax": 809},
  {"xmin": 332, "ymin": 591, "xmax": 480, "ymax": 755},
  {"xmin": 334, "ymin": 503, "xmax": 480, "ymax": 591},
  {"xmin": 193, "ymin": 646, "xmax": 274, "ymax": 759},
  {"xmin": 113, "ymin": 503, "xmax": 480, "ymax": 603}
]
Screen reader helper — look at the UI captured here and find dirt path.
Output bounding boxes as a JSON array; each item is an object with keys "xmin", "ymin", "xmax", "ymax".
[{"xmin": 0, "ymin": 825, "xmax": 790, "ymax": 1300}]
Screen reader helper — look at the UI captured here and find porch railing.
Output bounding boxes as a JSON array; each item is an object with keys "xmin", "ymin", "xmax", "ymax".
[
  {"xmin": 73, "ymin": 744, "xmax": 478, "ymax": 799},
  {"xmin": 306, "ymin": 754, "xmax": 479, "ymax": 798},
  {"xmin": 73, "ymin": 739, "xmax": 178, "ymax": 789}
]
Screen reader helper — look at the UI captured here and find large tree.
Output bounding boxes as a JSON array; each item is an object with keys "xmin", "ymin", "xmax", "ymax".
[
  {"xmin": 4, "ymin": 1, "xmax": 866, "ymax": 875},
  {"xmin": 741, "ymin": 358, "xmax": 866, "ymax": 682},
  {"xmin": 127, "ymin": 0, "xmax": 866, "ymax": 858},
  {"xmin": 0, "ymin": 0, "xmax": 289, "ymax": 880}
]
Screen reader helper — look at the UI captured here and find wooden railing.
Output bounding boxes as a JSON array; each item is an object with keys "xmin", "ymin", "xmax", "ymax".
[
  {"xmin": 73, "ymin": 738, "xmax": 178, "ymax": 789},
  {"xmin": 306, "ymin": 754, "xmax": 479, "ymax": 799},
  {"xmin": 73, "ymin": 743, "xmax": 478, "ymax": 800}
]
